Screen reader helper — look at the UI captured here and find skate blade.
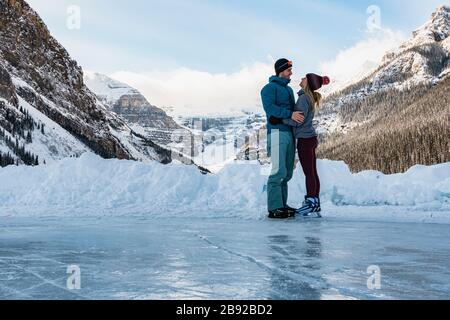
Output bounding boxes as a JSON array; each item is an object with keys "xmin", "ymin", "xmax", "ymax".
[{"xmin": 299, "ymin": 212, "xmax": 322, "ymax": 219}]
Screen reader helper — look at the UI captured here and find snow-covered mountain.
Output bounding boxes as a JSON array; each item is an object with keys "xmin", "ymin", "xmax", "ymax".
[
  {"xmin": 319, "ymin": 5, "xmax": 450, "ymax": 135},
  {"xmin": 83, "ymin": 72, "xmax": 141, "ymax": 107},
  {"xmin": 0, "ymin": 0, "xmax": 175, "ymax": 166},
  {"xmin": 84, "ymin": 71, "xmax": 267, "ymax": 172},
  {"xmin": 402, "ymin": 5, "xmax": 450, "ymax": 51},
  {"xmin": 179, "ymin": 113, "xmax": 266, "ymax": 171},
  {"xmin": 316, "ymin": 6, "xmax": 450, "ymax": 173},
  {"xmin": 84, "ymin": 72, "xmax": 190, "ymax": 147}
]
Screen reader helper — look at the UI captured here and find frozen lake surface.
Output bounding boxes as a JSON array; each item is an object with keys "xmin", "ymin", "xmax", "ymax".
[{"xmin": 0, "ymin": 216, "xmax": 449, "ymax": 300}]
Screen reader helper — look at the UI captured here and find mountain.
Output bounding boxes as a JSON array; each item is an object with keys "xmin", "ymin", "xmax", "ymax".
[
  {"xmin": 316, "ymin": 5, "xmax": 450, "ymax": 173},
  {"xmin": 181, "ymin": 113, "xmax": 266, "ymax": 172},
  {"xmin": 318, "ymin": 6, "xmax": 450, "ymax": 137},
  {"xmin": 318, "ymin": 77, "xmax": 449, "ymax": 174},
  {"xmin": 239, "ymin": 6, "xmax": 450, "ymax": 174},
  {"xmin": 84, "ymin": 72, "xmax": 189, "ymax": 147},
  {"xmin": 0, "ymin": 0, "xmax": 173, "ymax": 167},
  {"xmin": 84, "ymin": 72, "xmax": 268, "ymax": 172}
]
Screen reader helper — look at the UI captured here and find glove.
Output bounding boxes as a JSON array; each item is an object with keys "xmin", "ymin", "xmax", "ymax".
[{"xmin": 269, "ymin": 116, "xmax": 284, "ymax": 125}]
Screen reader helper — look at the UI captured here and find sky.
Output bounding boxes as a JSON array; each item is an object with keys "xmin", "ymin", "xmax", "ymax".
[{"xmin": 26, "ymin": 0, "xmax": 450, "ymax": 116}]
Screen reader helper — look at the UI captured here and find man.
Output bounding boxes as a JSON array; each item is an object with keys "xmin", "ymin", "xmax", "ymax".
[{"xmin": 261, "ymin": 59, "xmax": 304, "ymax": 219}]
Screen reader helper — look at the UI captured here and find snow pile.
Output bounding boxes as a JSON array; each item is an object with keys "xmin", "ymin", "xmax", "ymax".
[{"xmin": 0, "ymin": 153, "xmax": 449, "ymax": 220}]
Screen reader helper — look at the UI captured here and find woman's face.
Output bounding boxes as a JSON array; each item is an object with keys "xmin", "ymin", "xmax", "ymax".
[{"xmin": 300, "ymin": 77, "xmax": 307, "ymax": 89}]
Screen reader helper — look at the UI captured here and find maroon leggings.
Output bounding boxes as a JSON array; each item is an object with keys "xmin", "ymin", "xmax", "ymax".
[{"xmin": 297, "ymin": 137, "xmax": 320, "ymax": 198}]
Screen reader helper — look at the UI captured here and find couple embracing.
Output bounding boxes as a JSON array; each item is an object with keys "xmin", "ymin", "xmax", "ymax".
[{"xmin": 261, "ymin": 58, "xmax": 330, "ymax": 219}]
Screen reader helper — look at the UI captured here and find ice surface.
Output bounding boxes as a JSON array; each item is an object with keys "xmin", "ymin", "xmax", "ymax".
[
  {"xmin": 0, "ymin": 216, "xmax": 449, "ymax": 300},
  {"xmin": 1, "ymin": 153, "xmax": 449, "ymax": 299}
]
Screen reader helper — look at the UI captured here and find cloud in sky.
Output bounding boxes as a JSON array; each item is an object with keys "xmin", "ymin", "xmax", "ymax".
[
  {"xmin": 26, "ymin": 0, "xmax": 447, "ymax": 75},
  {"xmin": 110, "ymin": 27, "xmax": 407, "ymax": 116},
  {"xmin": 25, "ymin": 0, "xmax": 440, "ymax": 115},
  {"xmin": 319, "ymin": 28, "xmax": 407, "ymax": 93},
  {"xmin": 25, "ymin": 0, "xmax": 315, "ymax": 74},
  {"xmin": 111, "ymin": 59, "xmax": 275, "ymax": 117}
]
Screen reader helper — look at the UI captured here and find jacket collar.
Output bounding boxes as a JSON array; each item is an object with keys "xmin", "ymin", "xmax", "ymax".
[{"xmin": 269, "ymin": 76, "xmax": 291, "ymax": 86}]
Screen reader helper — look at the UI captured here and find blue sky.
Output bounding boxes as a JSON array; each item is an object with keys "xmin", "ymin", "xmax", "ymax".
[
  {"xmin": 26, "ymin": 0, "xmax": 449, "ymax": 74},
  {"xmin": 26, "ymin": 0, "xmax": 450, "ymax": 115}
]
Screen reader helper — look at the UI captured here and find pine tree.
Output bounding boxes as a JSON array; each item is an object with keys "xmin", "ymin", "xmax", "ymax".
[
  {"xmin": 26, "ymin": 131, "xmax": 32, "ymax": 143},
  {"xmin": 318, "ymin": 78, "xmax": 450, "ymax": 173}
]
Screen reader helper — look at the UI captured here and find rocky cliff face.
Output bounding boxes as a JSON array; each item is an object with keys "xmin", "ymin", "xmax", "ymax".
[
  {"xmin": 0, "ymin": 0, "xmax": 172, "ymax": 166},
  {"xmin": 84, "ymin": 72, "xmax": 188, "ymax": 147},
  {"xmin": 318, "ymin": 6, "xmax": 450, "ymax": 136}
]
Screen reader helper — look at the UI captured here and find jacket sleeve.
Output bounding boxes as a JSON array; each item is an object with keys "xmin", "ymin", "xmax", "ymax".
[
  {"xmin": 261, "ymin": 85, "xmax": 293, "ymax": 119},
  {"xmin": 282, "ymin": 95, "xmax": 310, "ymax": 127}
]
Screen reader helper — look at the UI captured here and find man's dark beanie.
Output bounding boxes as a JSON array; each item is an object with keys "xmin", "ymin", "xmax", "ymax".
[
  {"xmin": 306, "ymin": 73, "xmax": 330, "ymax": 91},
  {"xmin": 275, "ymin": 58, "xmax": 292, "ymax": 76}
]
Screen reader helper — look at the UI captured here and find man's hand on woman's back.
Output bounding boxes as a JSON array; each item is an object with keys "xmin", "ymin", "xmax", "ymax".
[
  {"xmin": 292, "ymin": 111, "xmax": 305, "ymax": 123},
  {"xmin": 269, "ymin": 112, "xmax": 304, "ymax": 126}
]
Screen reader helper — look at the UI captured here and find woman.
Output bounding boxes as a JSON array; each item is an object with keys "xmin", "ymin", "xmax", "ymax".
[{"xmin": 270, "ymin": 73, "xmax": 330, "ymax": 217}]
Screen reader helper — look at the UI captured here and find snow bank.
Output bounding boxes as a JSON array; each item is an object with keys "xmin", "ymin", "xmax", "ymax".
[{"xmin": 0, "ymin": 153, "xmax": 449, "ymax": 221}]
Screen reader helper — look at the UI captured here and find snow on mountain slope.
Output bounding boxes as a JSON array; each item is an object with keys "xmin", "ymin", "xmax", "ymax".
[
  {"xmin": 0, "ymin": 153, "xmax": 448, "ymax": 222},
  {"xmin": 402, "ymin": 5, "xmax": 450, "ymax": 50},
  {"xmin": 320, "ymin": 29, "xmax": 407, "ymax": 96},
  {"xmin": 84, "ymin": 73, "xmax": 264, "ymax": 172},
  {"xmin": 318, "ymin": 5, "xmax": 450, "ymax": 136},
  {"xmin": 84, "ymin": 72, "xmax": 190, "ymax": 149},
  {"xmin": 84, "ymin": 71, "xmax": 140, "ymax": 106},
  {"xmin": 0, "ymin": 0, "xmax": 173, "ymax": 166},
  {"xmin": 14, "ymin": 96, "xmax": 90, "ymax": 163},
  {"xmin": 179, "ymin": 113, "xmax": 266, "ymax": 171}
]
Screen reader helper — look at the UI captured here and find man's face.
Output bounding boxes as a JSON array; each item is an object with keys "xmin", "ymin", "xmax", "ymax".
[{"xmin": 279, "ymin": 67, "xmax": 293, "ymax": 79}]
